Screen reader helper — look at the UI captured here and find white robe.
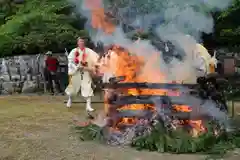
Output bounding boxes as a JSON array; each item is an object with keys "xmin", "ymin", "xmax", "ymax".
[
  {"xmin": 65, "ymin": 47, "xmax": 99, "ymax": 97},
  {"xmin": 193, "ymin": 44, "xmax": 216, "ymax": 76},
  {"xmin": 181, "ymin": 43, "xmax": 217, "ymax": 84},
  {"xmin": 100, "ymin": 50, "xmax": 117, "ymax": 83}
]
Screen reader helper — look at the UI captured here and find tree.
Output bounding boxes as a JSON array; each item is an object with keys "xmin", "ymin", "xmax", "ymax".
[
  {"xmin": 107, "ymin": 0, "xmax": 240, "ymax": 50},
  {"xmin": 1, "ymin": 0, "xmax": 239, "ymax": 57},
  {"xmin": 0, "ymin": 0, "xmax": 88, "ymax": 57},
  {"xmin": 212, "ymin": 0, "xmax": 240, "ymax": 49}
]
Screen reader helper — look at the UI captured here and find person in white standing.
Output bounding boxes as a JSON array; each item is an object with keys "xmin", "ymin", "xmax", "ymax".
[
  {"xmin": 181, "ymin": 35, "xmax": 218, "ymax": 83},
  {"xmin": 65, "ymin": 37, "xmax": 99, "ymax": 111}
]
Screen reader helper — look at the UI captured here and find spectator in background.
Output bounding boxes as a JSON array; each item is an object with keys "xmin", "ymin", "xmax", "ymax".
[{"xmin": 45, "ymin": 51, "xmax": 62, "ymax": 95}]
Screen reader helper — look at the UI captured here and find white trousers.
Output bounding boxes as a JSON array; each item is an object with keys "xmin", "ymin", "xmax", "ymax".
[{"xmin": 65, "ymin": 71, "xmax": 94, "ymax": 98}]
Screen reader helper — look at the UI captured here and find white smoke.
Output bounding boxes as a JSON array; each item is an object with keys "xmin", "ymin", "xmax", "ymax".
[
  {"xmin": 69, "ymin": 0, "xmax": 233, "ymax": 127},
  {"xmin": 69, "ymin": 0, "xmax": 232, "ymax": 82}
]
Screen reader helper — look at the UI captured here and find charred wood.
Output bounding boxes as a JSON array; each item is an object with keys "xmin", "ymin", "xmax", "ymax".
[
  {"xmin": 108, "ymin": 95, "xmax": 199, "ymax": 107},
  {"xmin": 109, "ymin": 76, "xmax": 126, "ymax": 84},
  {"xmin": 116, "ymin": 110, "xmax": 153, "ymax": 118},
  {"xmin": 113, "ymin": 109, "xmax": 208, "ymax": 120},
  {"xmin": 104, "ymin": 82, "xmax": 196, "ymax": 89}
]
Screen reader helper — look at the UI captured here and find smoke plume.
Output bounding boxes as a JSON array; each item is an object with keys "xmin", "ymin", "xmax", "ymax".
[
  {"xmin": 69, "ymin": 0, "xmax": 233, "ymax": 125},
  {"xmin": 69, "ymin": 0, "xmax": 232, "ymax": 82}
]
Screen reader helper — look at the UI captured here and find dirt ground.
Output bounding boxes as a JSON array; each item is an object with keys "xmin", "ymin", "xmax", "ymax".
[{"xmin": 0, "ymin": 96, "xmax": 239, "ymax": 160}]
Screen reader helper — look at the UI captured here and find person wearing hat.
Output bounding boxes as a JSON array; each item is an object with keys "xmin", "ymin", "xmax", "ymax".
[
  {"xmin": 65, "ymin": 37, "xmax": 100, "ymax": 112},
  {"xmin": 45, "ymin": 51, "xmax": 62, "ymax": 94}
]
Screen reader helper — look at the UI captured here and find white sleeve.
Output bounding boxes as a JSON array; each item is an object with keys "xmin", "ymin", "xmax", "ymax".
[
  {"xmin": 87, "ymin": 48, "xmax": 100, "ymax": 65},
  {"xmin": 195, "ymin": 56, "xmax": 207, "ymax": 77},
  {"xmin": 68, "ymin": 48, "xmax": 76, "ymax": 64},
  {"xmin": 199, "ymin": 57, "xmax": 207, "ymax": 72},
  {"xmin": 68, "ymin": 48, "xmax": 78, "ymax": 74}
]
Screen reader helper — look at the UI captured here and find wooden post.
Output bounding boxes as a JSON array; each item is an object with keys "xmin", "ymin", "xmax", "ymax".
[
  {"xmin": 42, "ymin": 70, "xmax": 47, "ymax": 93},
  {"xmin": 36, "ymin": 54, "xmax": 40, "ymax": 90},
  {"xmin": 231, "ymin": 100, "xmax": 235, "ymax": 117},
  {"xmin": 6, "ymin": 62, "xmax": 12, "ymax": 81}
]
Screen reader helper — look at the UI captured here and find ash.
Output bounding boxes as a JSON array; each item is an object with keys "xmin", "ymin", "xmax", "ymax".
[
  {"xmin": 91, "ymin": 75, "xmax": 232, "ymax": 145},
  {"xmin": 105, "ymin": 121, "xmax": 153, "ymax": 146}
]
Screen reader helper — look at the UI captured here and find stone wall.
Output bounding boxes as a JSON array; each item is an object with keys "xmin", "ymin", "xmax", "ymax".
[{"xmin": 0, "ymin": 54, "xmax": 68, "ymax": 94}]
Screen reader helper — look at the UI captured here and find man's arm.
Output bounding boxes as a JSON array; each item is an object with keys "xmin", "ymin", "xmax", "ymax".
[
  {"xmin": 67, "ymin": 48, "xmax": 79, "ymax": 74},
  {"xmin": 84, "ymin": 48, "xmax": 100, "ymax": 74},
  {"xmin": 87, "ymin": 48, "xmax": 100, "ymax": 65},
  {"xmin": 195, "ymin": 56, "xmax": 207, "ymax": 77},
  {"xmin": 68, "ymin": 48, "xmax": 76, "ymax": 64}
]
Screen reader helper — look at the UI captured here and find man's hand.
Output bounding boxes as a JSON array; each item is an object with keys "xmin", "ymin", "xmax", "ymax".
[
  {"xmin": 76, "ymin": 64, "xmax": 92, "ymax": 72},
  {"xmin": 82, "ymin": 66, "xmax": 92, "ymax": 72},
  {"xmin": 77, "ymin": 65, "xmax": 83, "ymax": 71}
]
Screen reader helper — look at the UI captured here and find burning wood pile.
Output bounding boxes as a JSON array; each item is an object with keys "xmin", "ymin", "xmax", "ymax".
[
  {"xmin": 75, "ymin": 46, "xmax": 240, "ymax": 154},
  {"xmin": 99, "ymin": 46, "xmax": 224, "ymax": 141},
  {"xmin": 75, "ymin": 0, "xmax": 240, "ymax": 155}
]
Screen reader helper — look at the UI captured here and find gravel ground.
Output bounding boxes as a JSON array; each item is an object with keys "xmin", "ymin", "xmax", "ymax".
[{"xmin": 0, "ymin": 95, "xmax": 239, "ymax": 160}]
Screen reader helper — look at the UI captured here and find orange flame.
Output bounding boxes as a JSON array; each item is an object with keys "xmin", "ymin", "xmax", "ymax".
[
  {"xmin": 84, "ymin": 0, "xmax": 115, "ymax": 33},
  {"xmin": 83, "ymin": 0, "xmax": 205, "ymax": 136}
]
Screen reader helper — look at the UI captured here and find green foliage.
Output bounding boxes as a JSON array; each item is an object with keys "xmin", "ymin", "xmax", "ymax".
[
  {"xmin": 0, "ymin": 0, "xmax": 88, "ymax": 57},
  {"xmin": 0, "ymin": 0, "xmax": 240, "ymax": 56},
  {"xmin": 131, "ymin": 122, "xmax": 240, "ymax": 156},
  {"xmin": 75, "ymin": 121, "xmax": 240, "ymax": 158},
  {"xmin": 0, "ymin": 0, "xmax": 19, "ymax": 25},
  {"xmin": 225, "ymin": 84, "xmax": 240, "ymax": 100},
  {"xmin": 214, "ymin": 0, "xmax": 240, "ymax": 46},
  {"xmin": 75, "ymin": 124, "xmax": 103, "ymax": 141}
]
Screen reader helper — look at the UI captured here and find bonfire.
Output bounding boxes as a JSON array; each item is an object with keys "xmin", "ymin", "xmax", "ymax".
[
  {"xmin": 75, "ymin": 0, "xmax": 240, "ymax": 156},
  {"xmin": 101, "ymin": 46, "xmax": 207, "ymax": 138},
  {"xmin": 76, "ymin": 44, "xmax": 238, "ymax": 151}
]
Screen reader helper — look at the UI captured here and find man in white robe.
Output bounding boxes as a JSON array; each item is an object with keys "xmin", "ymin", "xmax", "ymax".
[
  {"xmin": 100, "ymin": 46, "xmax": 117, "ymax": 83},
  {"xmin": 193, "ymin": 43, "xmax": 217, "ymax": 76},
  {"xmin": 65, "ymin": 38, "xmax": 99, "ymax": 111},
  {"xmin": 182, "ymin": 35, "xmax": 218, "ymax": 83}
]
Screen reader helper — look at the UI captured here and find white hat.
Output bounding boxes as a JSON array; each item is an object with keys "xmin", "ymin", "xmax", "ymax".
[{"xmin": 45, "ymin": 51, "xmax": 52, "ymax": 55}]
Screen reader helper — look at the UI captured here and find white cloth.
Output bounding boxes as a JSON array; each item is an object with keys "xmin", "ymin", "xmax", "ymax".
[
  {"xmin": 65, "ymin": 47, "xmax": 99, "ymax": 97},
  {"xmin": 193, "ymin": 43, "xmax": 213, "ymax": 77},
  {"xmin": 193, "ymin": 54, "xmax": 207, "ymax": 77},
  {"xmin": 100, "ymin": 50, "xmax": 117, "ymax": 83},
  {"xmin": 182, "ymin": 43, "xmax": 215, "ymax": 83},
  {"xmin": 102, "ymin": 72, "xmax": 114, "ymax": 83}
]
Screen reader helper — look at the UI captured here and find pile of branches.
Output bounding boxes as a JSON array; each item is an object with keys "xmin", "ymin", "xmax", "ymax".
[
  {"xmin": 75, "ymin": 75, "xmax": 240, "ymax": 158},
  {"xmin": 75, "ymin": 120, "xmax": 240, "ymax": 158}
]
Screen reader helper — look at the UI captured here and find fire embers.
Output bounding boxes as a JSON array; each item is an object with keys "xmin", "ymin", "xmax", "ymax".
[
  {"xmin": 102, "ymin": 79, "xmax": 213, "ymax": 144},
  {"xmin": 98, "ymin": 47, "xmax": 203, "ymax": 144},
  {"xmin": 95, "ymin": 46, "xmax": 228, "ymax": 145}
]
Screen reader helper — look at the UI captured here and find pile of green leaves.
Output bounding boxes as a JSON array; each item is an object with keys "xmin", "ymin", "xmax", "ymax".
[
  {"xmin": 75, "ymin": 121, "xmax": 240, "ymax": 158},
  {"xmin": 75, "ymin": 124, "xmax": 104, "ymax": 141},
  {"xmin": 131, "ymin": 122, "xmax": 240, "ymax": 156}
]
